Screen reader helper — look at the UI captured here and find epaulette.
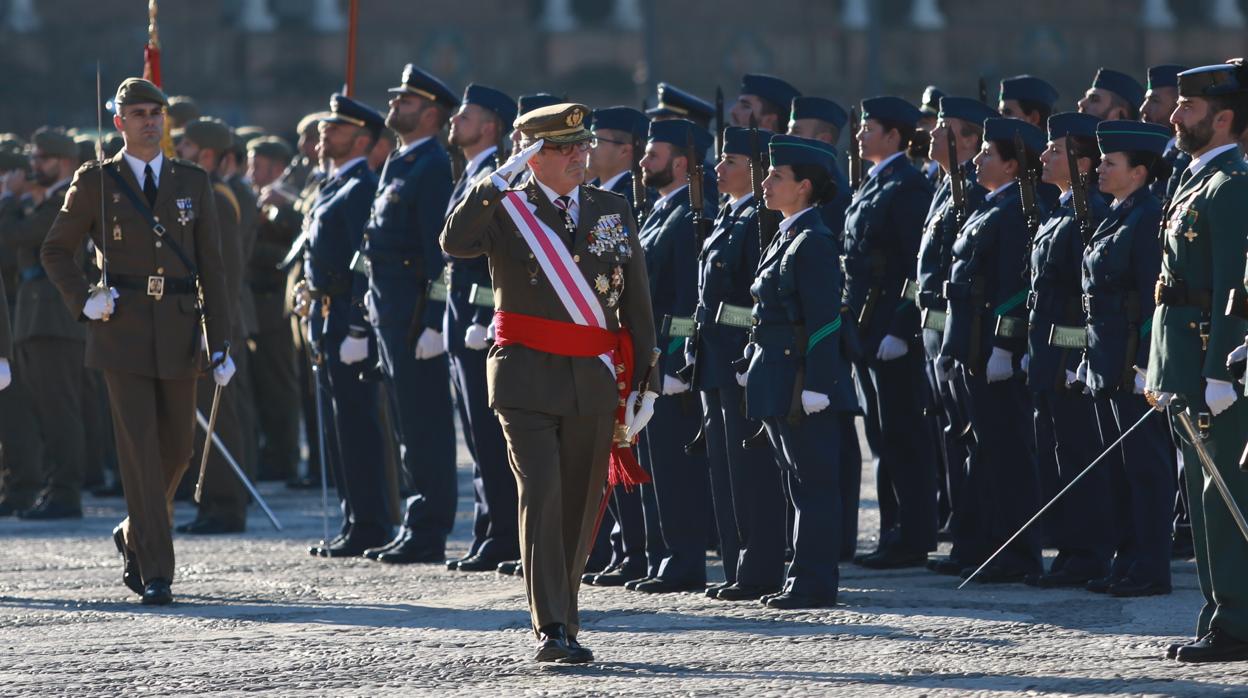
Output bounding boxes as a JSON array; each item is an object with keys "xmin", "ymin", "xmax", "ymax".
[
  {"xmin": 74, "ymin": 159, "xmax": 101, "ymax": 175},
  {"xmin": 585, "ymin": 184, "xmax": 625, "ymax": 202},
  {"xmin": 171, "ymin": 157, "xmax": 207, "ymax": 173}
]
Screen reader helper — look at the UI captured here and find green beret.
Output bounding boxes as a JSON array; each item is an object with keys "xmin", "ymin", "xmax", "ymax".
[
  {"xmin": 182, "ymin": 117, "xmax": 233, "ymax": 152},
  {"xmin": 32, "ymin": 127, "xmax": 78, "ymax": 160},
  {"xmin": 166, "ymin": 95, "xmax": 200, "ymax": 126},
  {"xmin": 115, "ymin": 77, "xmax": 168, "ymax": 109},
  {"xmin": 247, "ymin": 135, "xmax": 293, "ymax": 163}
]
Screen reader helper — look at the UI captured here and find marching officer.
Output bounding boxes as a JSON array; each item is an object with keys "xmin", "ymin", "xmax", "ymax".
[
  {"xmin": 42, "ymin": 78, "xmax": 236, "ymax": 604},
  {"xmin": 917, "ymin": 96, "xmax": 993, "ymax": 575},
  {"xmin": 356, "ymin": 66, "xmax": 460, "ymax": 564},
  {"xmin": 1080, "ymin": 120, "xmax": 1174, "ymax": 597},
  {"xmin": 940, "ymin": 117, "xmax": 1045, "ymax": 582},
  {"xmin": 629, "ymin": 118, "xmax": 713, "ymax": 594},
  {"xmin": 745, "ymin": 134, "xmax": 858, "ymax": 608},
  {"xmin": 1148, "ymin": 60, "xmax": 1248, "ymax": 663},
  {"xmin": 441, "ymin": 102, "xmax": 660, "ymax": 662},
  {"xmin": 695, "ymin": 126, "xmax": 786, "ymax": 601},
  {"xmin": 0, "ymin": 127, "xmax": 87, "ymax": 519},
  {"xmin": 1024, "ymin": 112, "xmax": 1112, "ymax": 588},
  {"xmin": 299, "ymin": 93, "xmax": 393, "ymax": 558},
  {"xmin": 843, "ymin": 96, "xmax": 938, "ymax": 568},
  {"xmin": 442, "ymin": 82, "xmax": 520, "ymax": 572}
]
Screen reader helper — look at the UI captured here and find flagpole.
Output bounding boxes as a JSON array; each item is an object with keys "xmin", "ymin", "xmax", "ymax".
[{"xmin": 345, "ymin": 0, "xmax": 359, "ymax": 96}]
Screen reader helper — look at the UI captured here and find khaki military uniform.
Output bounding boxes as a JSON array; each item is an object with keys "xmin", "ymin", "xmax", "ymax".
[
  {"xmin": 41, "ymin": 151, "xmax": 231, "ymax": 584},
  {"xmin": 0, "ymin": 195, "xmax": 43, "ymax": 510},
  {"xmin": 442, "ymin": 176, "xmax": 659, "ymax": 637}
]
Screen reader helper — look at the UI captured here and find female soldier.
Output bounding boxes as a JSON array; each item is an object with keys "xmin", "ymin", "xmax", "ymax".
[
  {"xmin": 1025, "ymin": 112, "xmax": 1113, "ymax": 588},
  {"xmin": 743, "ymin": 134, "xmax": 857, "ymax": 609},
  {"xmin": 1081, "ymin": 120, "xmax": 1175, "ymax": 597}
]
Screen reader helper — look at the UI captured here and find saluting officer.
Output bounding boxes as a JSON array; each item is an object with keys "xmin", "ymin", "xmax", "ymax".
[
  {"xmin": 1147, "ymin": 60, "xmax": 1248, "ymax": 664},
  {"xmin": 745, "ymin": 134, "xmax": 858, "ymax": 609},
  {"xmin": 41, "ymin": 78, "xmax": 236, "ymax": 605},
  {"xmin": 844, "ymin": 96, "xmax": 937, "ymax": 568}
]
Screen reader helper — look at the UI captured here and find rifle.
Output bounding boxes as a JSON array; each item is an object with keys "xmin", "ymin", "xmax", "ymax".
[
  {"xmin": 749, "ymin": 117, "xmax": 780, "ymax": 253},
  {"xmin": 848, "ymin": 106, "xmax": 863, "ymax": 193},
  {"xmin": 680, "ymin": 129, "xmax": 712, "ymax": 453},
  {"xmin": 714, "ymin": 86, "xmax": 725, "ymax": 158},
  {"xmin": 1065, "ymin": 134, "xmax": 1092, "ymax": 245},
  {"xmin": 1014, "ymin": 131, "xmax": 1041, "ymax": 279},
  {"xmin": 945, "ymin": 123, "xmax": 967, "ymax": 228},
  {"xmin": 631, "ymin": 129, "xmax": 648, "ymax": 227}
]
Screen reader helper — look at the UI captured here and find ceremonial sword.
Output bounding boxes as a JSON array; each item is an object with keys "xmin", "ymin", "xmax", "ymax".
[
  {"xmin": 95, "ymin": 61, "xmax": 111, "ymax": 322},
  {"xmin": 1174, "ymin": 408, "xmax": 1248, "ymax": 545}
]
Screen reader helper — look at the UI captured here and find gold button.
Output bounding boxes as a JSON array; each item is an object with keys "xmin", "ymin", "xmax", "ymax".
[
  {"xmin": 482, "ymin": 199, "xmax": 490, "ymax": 206},
  {"xmin": 157, "ymin": 267, "xmax": 164, "ymax": 274},
  {"xmin": 155, "ymin": 241, "xmax": 162, "ymax": 248},
  {"xmin": 617, "ymin": 382, "xmax": 626, "ymax": 390},
  {"xmin": 403, "ymin": 260, "xmax": 411, "ymax": 266},
  {"xmin": 528, "ymin": 253, "xmax": 535, "ymax": 259},
  {"xmin": 784, "ymin": 349, "xmax": 791, "ymax": 355},
  {"xmin": 573, "ymin": 255, "xmax": 581, "ymax": 262},
  {"xmin": 1189, "ymin": 322, "xmax": 1197, "ymax": 329}
]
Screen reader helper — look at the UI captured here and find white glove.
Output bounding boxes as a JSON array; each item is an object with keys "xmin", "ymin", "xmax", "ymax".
[
  {"xmin": 492, "ymin": 138, "xmax": 545, "ymax": 185},
  {"xmin": 986, "ymin": 347, "xmax": 1014, "ymax": 384},
  {"xmin": 212, "ymin": 353, "xmax": 236, "ymax": 387},
  {"xmin": 1020, "ymin": 353, "xmax": 1030, "ymax": 375},
  {"xmin": 934, "ymin": 357, "xmax": 952, "ymax": 384},
  {"xmin": 1149, "ymin": 391, "xmax": 1176, "ymax": 410},
  {"xmin": 1076, "ymin": 357, "xmax": 1090, "ymax": 386},
  {"xmin": 464, "ymin": 323, "xmax": 489, "ymax": 351},
  {"xmin": 414, "ymin": 328, "xmax": 446, "ymax": 360},
  {"xmin": 624, "ymin": 390, "xmax": 658, "ymax": 440},
  {"xmin": 1206, "ymin": 378, "xmax": 1238, "ymax": 417},
  {"xmin": 1065, "ymin": 370, "xmax": 1080, "ymax": 388},
  {"xmin": 801, "ymin": 390, "xmax": 831, "ymax": 415},
  {"xmin": 0, "ymin": 358, "xmax": 10, "ymax": 391},
  {"xmin": 83, "ymin": 287, "xmax": 118, "ymax": 320},
  {"xmin": 662, "ymin": 374, "xmax": 690, "ymax": 396},
  {"xmin": 876, "ymin": 334, "xmax": 909, "ymax": 362},
  {"xmin": 1133, "ymin": 367, "xmax": 1147, "ymax": 395},
  {"xmin": 1228, "ymin": 341, "xmax": 1248, "ymax": 384},
  {"xmin": 339, "ymin": 334, "xmax": 369, "ymax": 365},
  {"xmin": 735, "ymin": 371, "xmax": 748, "ymax": 387}
]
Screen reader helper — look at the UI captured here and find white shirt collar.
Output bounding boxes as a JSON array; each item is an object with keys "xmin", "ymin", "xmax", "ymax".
[
  {"xmin": 867, "ymin": 151, "xmax": 906, "ymax": 180},
  {"xmin": 464, "ymin": 146, "xmax": 498, "ymax": 179},
  {"xmin": 985, "ymin": 181, "xmax": 1015, "ymax": 201},
  {"xmin": 778, "ymin": 206, "xmax": 814, "ymax": 235},
  {"xmin": 534, "ymin": 176, "xmax": 580, "ymax": 211},
  {"xmin": 652, "ymin": 183, "xmax": 689, "ymax": 211},
  {"xmin": 1058, "ymin": 190, "xmax": 1073, "ymax": 206},
  {"xmin": 1187, "ymin": 143, "xmax": 1241, "ymax": 178},
  {"xmin": 600, "ymin": 169, "xmax": 629, "ymax": 192},
  {"xmin": 122, "ymin": 149, "xmax": 164, "ymax": 187},
  {"xmin": 728, "ymin": 192, "xmax": 754, "ymax": 214},
  {"xmin": 331, "ymin": 156, "xmax": 367, "ymax": 181},
  {"xmin": 396, "ymin": 136, "xmax": 432, "ymax": 160}
]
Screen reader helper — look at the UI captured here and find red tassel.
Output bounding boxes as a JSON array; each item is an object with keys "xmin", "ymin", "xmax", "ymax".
[{"xmin": 143, "ymin": 44, "xmax": 161, "ymax": 87}]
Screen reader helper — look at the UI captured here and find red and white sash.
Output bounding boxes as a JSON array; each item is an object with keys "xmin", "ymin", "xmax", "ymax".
[{"xmin": 498, "ymin": 189, "xmax": 613, "ymax": 373}]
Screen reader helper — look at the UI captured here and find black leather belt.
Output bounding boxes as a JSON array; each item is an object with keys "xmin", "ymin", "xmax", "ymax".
[
  {"xmin": 111, "ymin": 272, "xmax": 195, "ymax": 298},
  {"xmin": 1155, "ymin": 279, "xmax": 1212, "ymax": 309}
]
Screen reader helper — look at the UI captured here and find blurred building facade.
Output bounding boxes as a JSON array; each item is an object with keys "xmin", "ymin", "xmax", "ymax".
[{"xmin": 1, "ymin": 0, "xmax": 1246, "ymax": 138}]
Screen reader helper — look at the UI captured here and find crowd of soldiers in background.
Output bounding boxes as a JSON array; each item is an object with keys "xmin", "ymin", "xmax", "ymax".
[{"xmin": 2, "ymin": 59, "xmax": 1247, "ymax": 620}]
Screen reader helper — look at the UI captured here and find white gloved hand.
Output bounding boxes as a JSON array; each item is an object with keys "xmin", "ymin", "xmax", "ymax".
[
  {"xmin": 414, "ymin": 328, "xmax": 446, "ymax": 360},
  {"xmin": 1206, "ymin": 378, "xmax": 1238, "ymax": 417},
  {"xmin": 338, "ymin": 334, "xmax": 369, "ymax": 365},
  {"xmin": 0, "ymin": 358, "xmax": 10, "ymax": 391},
  {"xmin": 1065, "ymin": 369, "xmax": 1080, "ymax": 388},
  {"xmin": 464, "ymin": 323, "xmax": 489, "ymax": 351},
  {"xmin": 1076, "ymin": 357, "xmax": 1090, "ymax": 386},
  {"xmin": 876, "ymin": 334, "xmax": 909, "ymax": 362},
  {"xmin": 801, "ymin": 390, "xmax": 831, "ymax": 415},
  {"xmin": 624, "ymin": 390, "xmax": 659, "ymax": 440},
  {"xmin": 1020, "ymin": 353, "xmax": 1030, "ymax": 375},
  {"xmin": 493, "ymin": 138, "xmax": 545, "ymax": 185},
  {"xmin": 986, "ymin": 347, "xmax": 1014, "ymax": 384},
  {"xmin": 1132, "ymin": 366, "xmax": 1147, "ymax": 395},
  {"xmin": 735, "ymin": 371, "xmax": 748, "ymax": 388},
  {"xmin": 1228, "ymin": 340, "xmax": 1248, "ymax": 384},
  {"xmin": 83, "ymin": 287, "xmax": 118, "ymax": 320},
  {"xmin": 1149, "ymin": 391, "xmax": 1176, "ymax": 410},
  {"xmin": 662, "ymin": 374, "xmax": 690, "ymax": 396},
  {"xmin": 934, "ymin": 357, "xmax": 952, "ymax": 384},
  {"xmin": 212, "ymin": 353, "xmax": 236, "ymax": 387}
]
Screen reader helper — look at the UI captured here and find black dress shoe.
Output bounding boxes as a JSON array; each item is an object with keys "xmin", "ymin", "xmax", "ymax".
[
  {"xmin": 309, "ymin": 533, "xmax": 348, "ymax": 557},
  {"xmin": 590, "ymin": 566, "xmax": 647, "ymax": 587},
  {"xmin": 1167, "ymin": 635, "xmax": 1202, "ymax": 660},
  {"xmin": 457, "ymin": 552, "xmax": 512, "ymax": 572},
  {"xmin": 496, "ymin": 560, "xmax": 522, "ymax": 576},
  {"xmin": 175, "ymin": 517, "xmax": 244, "ymax": 535},
  {"xmin": 376, "ymin": 540, "xmax": 446, "ymax": 564},
  {"xmin": 716, "ymin": 584, "xmax": 781, "ymax": 601},
  {"xmin": 17, "ymin": 499, "xmax": 82, "ymax": 520},
  {"xmin": 633, "ymin": 578, "xmax": 705, "ymax": 594},
  {"xmin": 323, "ymin": 531, "xmax": 393, "ymax": 559},
  {"xmin": 366, "ymin": 531, "xmax": 410, "ymax": 561},
  {"xmin": 113, "ymin": 525, "xmax": 143, "ymax": 596},
  {"xmin": 926, "ymin": 557, "xmax": 967, "ymax": 576},
  {"xmin": 141, "ymin": 578, "xmax": 173, "ymax": 606},
  {"xmin": 856, "ymin": 547, "xmax": 928, "ymax": 570},
  {"xmin": 534, "ymin": 624, "xmax": 570, "ymax": 663},
  {"xmin": 704, "ymin": 581, "xmax": 731, "ymax": 599},
  {"xmin": 586, "ymin": 563, "xmax": 620, "ymax": 585},
  {"xmin": 851, "ymin": 549, "xmax": 879, "ymax": 565},
  {"xmin": 1108, "ymin": 578, "xmax": 1171, "ymax": 597},
  {"xmin": 763, "ymin": 591, "xmax": 835, "ymax": 609},
  {"xmin": 1176, "ymin": 628, "xmax": 1248, "ymax": 663},
  {"xmin": 623, "ymin": 576, "xmax": 654, "ymax": 591},
  {"xmin": 559, "ymin": 637, "xmax": 594, "ymax": 664},
  {"xmin": 1085, "ymin": 575, "xmax": 1122, "ymax": 594}
]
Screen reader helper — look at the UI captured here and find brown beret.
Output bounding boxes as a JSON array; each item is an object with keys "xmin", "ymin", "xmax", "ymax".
[
  {"xmin": 115, "ymin": 77, "xmax": 168, "ymax": 109},
  {"xmin": 515, "ymin": 103, "xmax": 591, "ymax": 144},
  {"xmin": 182, "ymin": 117, "xmax": 234, "ymax": 153},
  {"xmin": 167, "ymin": 96, "xmax": 201, "ymax": 126},
  {"xmin": 31, "ymin": 127, "xmax": 78, "ymax": 160},
  {"xmin": 247, "ymin": 135, "xmax": 294, "ymax": 163}
]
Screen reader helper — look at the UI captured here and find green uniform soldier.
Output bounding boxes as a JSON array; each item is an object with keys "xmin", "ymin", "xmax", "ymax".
[
  {"xmin": 1146, "ymin": 60, "xmax": 1248, "ymax": 664},
  {"xmin": 0, "ymin": 127, "xmax": 88, "ymax": 518},
  {"xmin": 441, "ymin": 103, "xmax": 661, "ymax": 663},
  {"xmin": 40, "ymin": 78, "xmax": 236, "ymax": 605}
]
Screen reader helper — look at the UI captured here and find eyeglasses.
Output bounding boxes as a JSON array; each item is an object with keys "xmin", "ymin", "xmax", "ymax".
[
  {"xmin": 543, "ymin": 140, "xmax": 596, "ymax": 155},
  {"xmin": 592, "ymin": 136, "xmax": 630, "ymax": 146}
]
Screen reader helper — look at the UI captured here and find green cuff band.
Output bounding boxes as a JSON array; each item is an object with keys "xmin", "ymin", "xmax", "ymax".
[
  {"xmin": 1139, "ymin": 317, "xmax": 1153, "ymax": 339},
  {"xmin": 994, "ymin": 289, "xmax": 1028, "ymax": 316},
  {"xmin": 667, "ymin": 337, "xmax": 684, "ymax": 354},
  {"xmin": 807, "ymin": 316, "xmax": 842, "ymax": 353}
]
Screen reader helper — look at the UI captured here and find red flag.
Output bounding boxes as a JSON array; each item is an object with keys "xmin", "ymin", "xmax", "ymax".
[{"xmin": 142, "ymin": 1, "xmax": 173, "ymax": 157}]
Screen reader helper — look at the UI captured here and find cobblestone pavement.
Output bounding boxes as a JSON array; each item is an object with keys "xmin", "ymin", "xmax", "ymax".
[{"xmin": 1, "ymin": 430, "xmax": 1242, "ymax": 697}]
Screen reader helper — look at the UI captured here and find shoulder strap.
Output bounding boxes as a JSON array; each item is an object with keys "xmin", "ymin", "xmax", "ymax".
[
  {"xmin": 212, "ymin": 182, "xmax": 241, "ymax": 225},
  {"xmin": 104, "ymin": 165, "xmax": 199, "ymax": 277}
]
